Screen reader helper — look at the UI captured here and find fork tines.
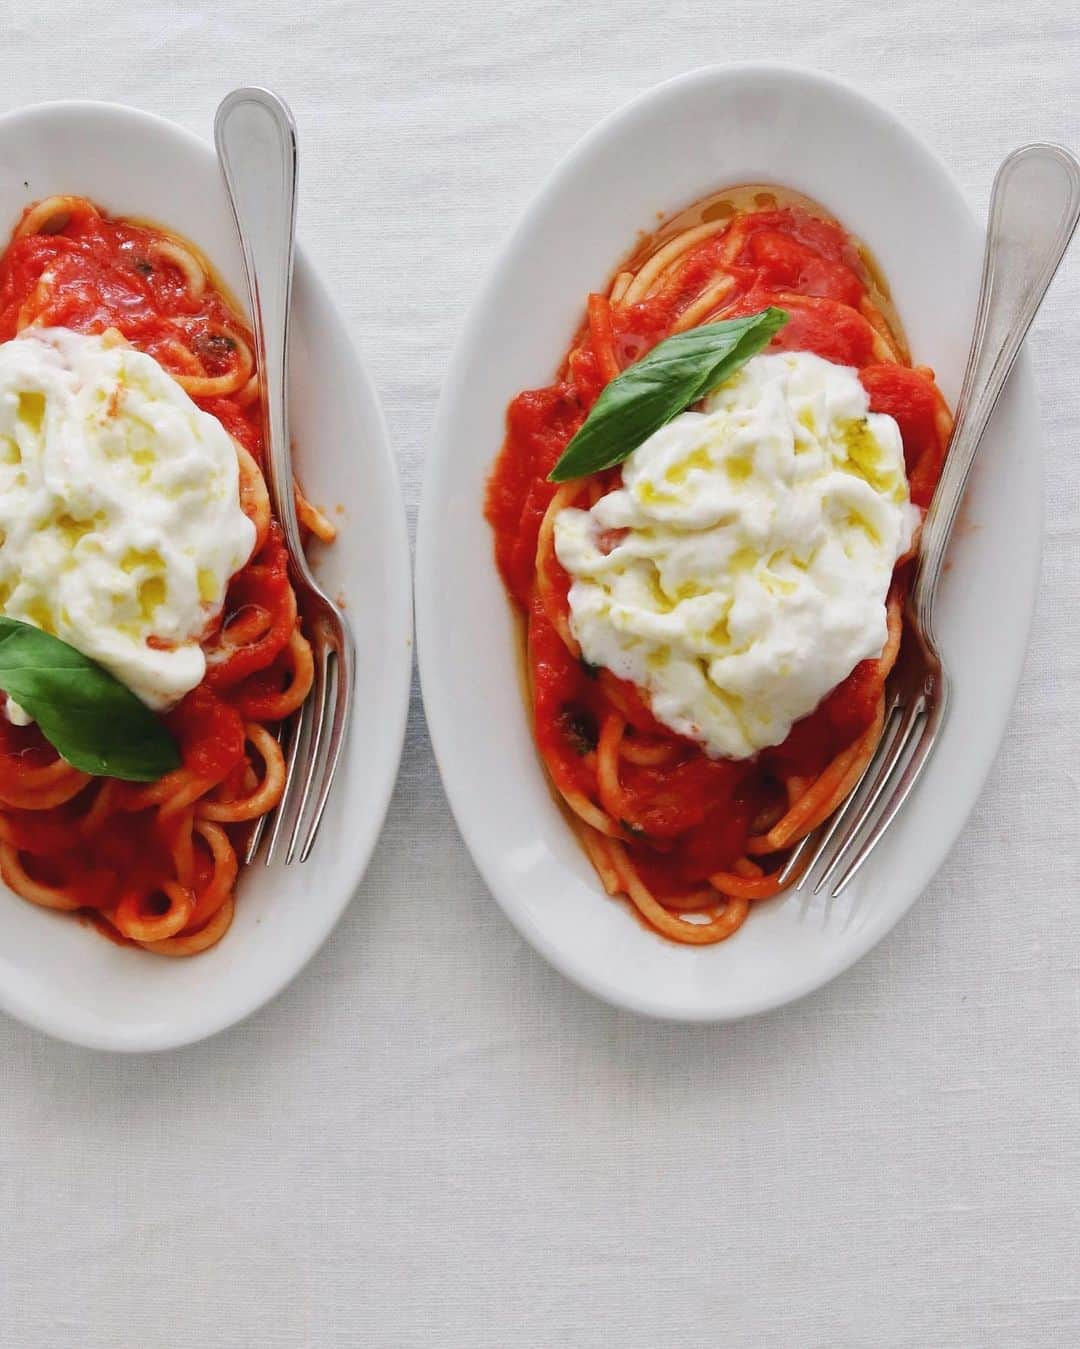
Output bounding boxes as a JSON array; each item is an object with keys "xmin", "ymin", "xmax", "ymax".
[{"xmin": 792, "ymin": 648, "xmax": 945, "ymax": 898}]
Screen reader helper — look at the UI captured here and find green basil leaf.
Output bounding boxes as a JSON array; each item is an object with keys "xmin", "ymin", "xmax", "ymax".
[
  {"xmin": 0, "ymin": 617, "xmax": 180, "ymax": 781},
  {"xmin": 548, "ymin": 307, "xmax": 789, "ymax": 483}
]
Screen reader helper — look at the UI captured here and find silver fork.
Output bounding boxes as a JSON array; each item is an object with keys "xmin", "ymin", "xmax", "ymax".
[
  {"xmin": 790, "ymin": 142, "xmax": 1080, "ymax": 900},
  {"xmin": 215, "ymin": 88, "xmax": 356, "ymax": 864}
]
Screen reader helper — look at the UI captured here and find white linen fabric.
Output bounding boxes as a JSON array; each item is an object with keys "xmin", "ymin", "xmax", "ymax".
[{"xmin": 0, "ymin": 4, "xmax": 1078, "ymax": 1346}]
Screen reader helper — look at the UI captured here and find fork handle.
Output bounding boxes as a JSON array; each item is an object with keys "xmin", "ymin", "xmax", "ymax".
[
  {"xmin": 214, "ymin": 88, "xmax": 309, "ymax": 579},
  {"xmin": 914, "ymin": 143, "xmax": 1080, "ymax": 628}
]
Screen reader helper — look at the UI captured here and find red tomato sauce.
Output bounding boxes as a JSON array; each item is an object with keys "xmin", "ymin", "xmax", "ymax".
[
  {"xmin": 0, "ymin": 208, "xmax": 261, "ymax": 454},
  {"xmin": 486, "ymin": 200, "xmax": 950, "ymax": 901},
  {"xmin": 0, "ymin": 203, "xmax": 294, "ymax": 920}
]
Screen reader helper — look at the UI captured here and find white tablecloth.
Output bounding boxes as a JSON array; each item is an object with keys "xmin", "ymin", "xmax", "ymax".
[{"xmin": 2, "ymin": 4, "xmax": 1079, "ymax": 1346}]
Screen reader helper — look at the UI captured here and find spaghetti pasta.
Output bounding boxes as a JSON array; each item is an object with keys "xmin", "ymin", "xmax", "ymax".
[
  {"xmin": 0, "ymin": 196, "xmax": 334, "ymax": 954},
  {"xmin": 485, "ymin": 185, "xmax": 952, "ymax": 946}
]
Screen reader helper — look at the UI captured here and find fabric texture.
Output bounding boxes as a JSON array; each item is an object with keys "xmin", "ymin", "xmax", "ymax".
[{"xmin": 1, "ymin": 3, "xmax": 1079, "ymax": 1346}]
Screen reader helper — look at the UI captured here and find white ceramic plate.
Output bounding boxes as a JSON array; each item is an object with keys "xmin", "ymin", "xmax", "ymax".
[
  {"xmin": 0, "ymin": 101, "xmax": 412, "ymax": 1050},
  {"xmin": 417, "ymin": 64, "xmax": 1042, "ymax": 1021}
]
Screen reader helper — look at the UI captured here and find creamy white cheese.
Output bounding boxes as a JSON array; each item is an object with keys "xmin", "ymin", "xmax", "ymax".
[
  {"xmin": 553, "ymin": 350, "xmax": 918, "ymax": 760},
  {"xmin": 0, "ymin": 327, "xmax": 256, "ymax": 722}
]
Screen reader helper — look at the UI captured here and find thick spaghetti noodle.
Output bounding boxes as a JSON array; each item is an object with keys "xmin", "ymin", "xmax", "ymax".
[
  {"xmin": 0, "ymin": 196, "xmax": 332, "ymax": 955},
  {"xmin": 486, "ymin": 186, "xmax": 952, "ymax": 945}
]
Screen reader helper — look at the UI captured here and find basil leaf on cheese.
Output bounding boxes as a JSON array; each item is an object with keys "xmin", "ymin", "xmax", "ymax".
[
  {"xmin": 548, "ymin": 307, "xmax": 789, "ymax": 483},
  {"xmin": 0, "ymin": 617, "xmax": 180, "ymax": 781}
]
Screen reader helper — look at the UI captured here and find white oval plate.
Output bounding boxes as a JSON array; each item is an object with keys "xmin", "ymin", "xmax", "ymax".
[
  {"xmin": 0, "ymin": 101, "xmax": 412, "ymax": 1050},
  {"xmin": 417, "ymin": 64, "xmax": 1042, "ymax": 1021}
]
